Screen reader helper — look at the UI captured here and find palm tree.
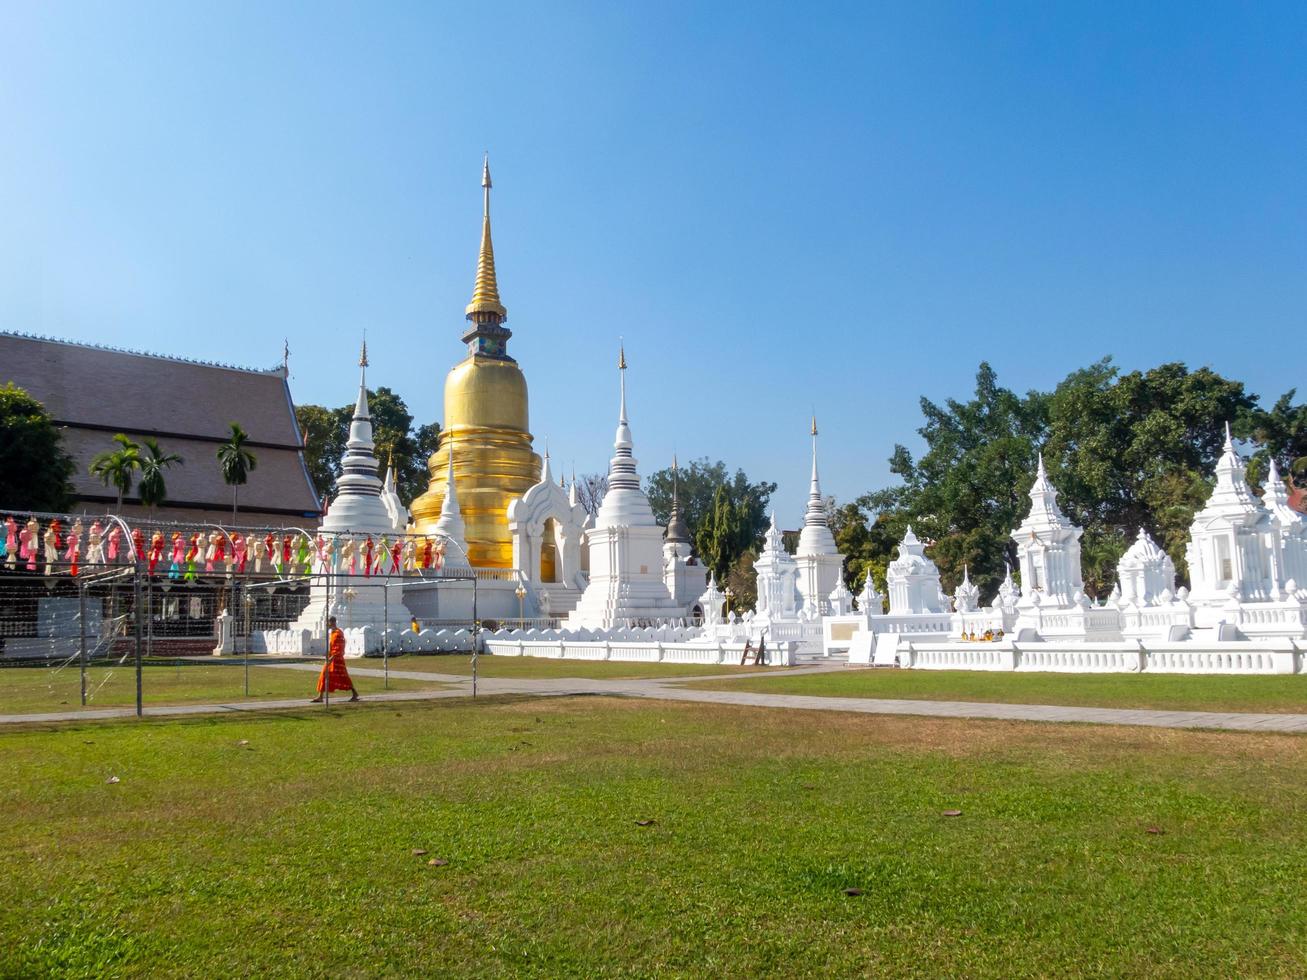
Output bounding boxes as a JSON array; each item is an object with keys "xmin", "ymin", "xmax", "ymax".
[
  {"xmin": 137, "ymin": 437, "xmax": 183, "ymax": 510},
  {"xmin": 89, "ymin": 434, "xmax": 141, "ymax": 510},
  {"xmin": 217, "ymin": 422, "xmax": 258, "ymax": 520}
]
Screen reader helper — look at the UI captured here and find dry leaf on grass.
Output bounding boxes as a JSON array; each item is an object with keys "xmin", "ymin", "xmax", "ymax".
[{"xmin": 634, "ymin": 819, "xmax": 656, "ymax": 827}]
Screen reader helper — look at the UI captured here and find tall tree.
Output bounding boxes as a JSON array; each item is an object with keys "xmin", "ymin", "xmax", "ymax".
[
  {"xmin": 0, "ymin": 383, "xmax": 75, "ymax": 512},
  {"xmin": 137, "ymin": 437, "xmax": 183, "ymax": 510},
  {"xmin": 216, "ymin": 422, "xmax": 258, "ymax": 520},
  {"xmin": 295, "ymin": 404, "xmax": 343, "ymax": 503},
  {"xmin": 1044, "ymin": 359, "xmax": 1257, "ymax": 590},
  {"xmin": 1245, "ymin": 389, "xmax": 1307, "ymax": 486},
  {"xmin": 645, "ymin": 457, "xmax": 776, "ymax": 580},
  {"xmin": 863, "ymin": 362, "xmax": 1048, "ymax": 601},
  {"xmin": 89, "ymin": 432, "xmax": 141, "ymax": 511}
]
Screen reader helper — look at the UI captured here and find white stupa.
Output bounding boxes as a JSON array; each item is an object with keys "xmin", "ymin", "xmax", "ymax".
[
  {"xmin": 1263, "ymin": 458, "xmax": 1307, "ymax": 593},
  {"xmin": 952, "ymin": 565, "xmax": 980, "ymax": 613},
  {"xmin": 292, "ymin": 343, "xmax": 413, "ymax": 644},
  {"xmin": 429, "ymin": 439, "xmax": 470, "ymax": 568},
  {"xmin": 1012, "ymin": 454, "xmax": 1085, "ymax": 610},
  {"xmin": 1186, "ymin": 424, "xmax": 1288, "ymax": 610},
  {"xmin": 858, "ymin": 567, "xmax": 885, "ymax": 615},
  {"xmin": 321, "ymin": 341, "xmax": 396, "ymax": 536},
  {"xmin": 1116, "ymin": 529, "xmax": 1177, "ymax": 605},
  {"xmin": 566, "ymin": 347, "xmax": 685, "ymax": 629},
  {"xmin": 754, "ymin": 512, "xmax": 800, "ymax": 623},
  {"xmin": 887, "ymin": 526, "xmax": 948, "ymax": 614},
  {"xmin": 794, "ymin": 417, "xmax": 845, "ymax": 616}
]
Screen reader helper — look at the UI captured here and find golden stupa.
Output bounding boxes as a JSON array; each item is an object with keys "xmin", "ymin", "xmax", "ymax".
[{"xmin": 409, "ymin": 157, "xmax": 541, "ymax": 567}]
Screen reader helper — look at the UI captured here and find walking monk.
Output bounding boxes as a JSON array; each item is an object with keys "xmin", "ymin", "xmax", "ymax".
[{"xmin": 312, "ymin": 616, "xmax": 360, "ymax": 703}]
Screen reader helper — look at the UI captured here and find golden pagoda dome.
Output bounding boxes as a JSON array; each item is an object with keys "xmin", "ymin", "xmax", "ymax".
[{"xmin": 410, "ymin": 157, "xmax": 541, "ymax": 567}]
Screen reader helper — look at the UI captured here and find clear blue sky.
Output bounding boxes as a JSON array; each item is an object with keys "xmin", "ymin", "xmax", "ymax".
[{"xmin": 3, "ymin": 2, "xmax": 1305, "ymax": 521}]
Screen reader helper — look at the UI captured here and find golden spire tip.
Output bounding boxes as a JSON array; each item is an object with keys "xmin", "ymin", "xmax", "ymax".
[
  {"xmin": 811, "ymin": 415, "xmax": 818, "ymax": 437},
  {"xmin": 619, "ymin": 342, "xmax": 626, "ymax": 370},
  {"xmin": 359, "ymin": 337, "xmax": 369, "ymax": 368}
]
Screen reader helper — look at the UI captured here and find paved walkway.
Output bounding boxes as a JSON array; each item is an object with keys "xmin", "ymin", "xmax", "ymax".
[{"xmin": 5, "ymin": 661, "xmax": 1307, "ymax": 733}]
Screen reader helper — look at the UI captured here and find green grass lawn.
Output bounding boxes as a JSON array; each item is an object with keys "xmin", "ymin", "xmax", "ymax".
[
  {"xmin": 399, "ymin": 652, "xmax": 778, "ymax": 680},
  {"xmin": 687, "ymin": 667, "xmax": 1307, "ymax": 714},
  {"xmin": 3, "ymin": 696, "xmax": 1306, "ymax": 976},
  {"xmin": 0, "ymin": 662, "xmax": 445, "ymax": 715}
]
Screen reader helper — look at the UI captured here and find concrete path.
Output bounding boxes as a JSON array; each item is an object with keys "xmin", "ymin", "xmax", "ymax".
[{"xmin": 5, "ymin": 660, "xmax": 1307, "ymax": 733}]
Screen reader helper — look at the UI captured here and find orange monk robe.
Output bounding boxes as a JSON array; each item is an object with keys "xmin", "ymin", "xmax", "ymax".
[{"xmin": 317, "ymin": 628, "xmax": 354, "ymax": 693}]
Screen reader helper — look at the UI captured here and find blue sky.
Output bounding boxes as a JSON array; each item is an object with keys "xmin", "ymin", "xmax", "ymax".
[{"xmin": 3, "ymin": 2, "xmax": 1305, "ymax": 520}]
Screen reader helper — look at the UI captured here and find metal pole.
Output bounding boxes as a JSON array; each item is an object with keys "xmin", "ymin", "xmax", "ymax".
[
  {"xmin": 471, "ymin": 574, "xmax": 478, "ymax": 698},
  {"xmin": 243, "ymin": 580, "xmax": 250, "ymax": 698},
  {"xmin": 383, "ymin": 579, "xmax": 389, "ymax": 690},
  {"xmin": 79, "ymin": 580, "xmax": 87, "ymax": 706},
  {"xmin": 134, "ymin": 562, "xmax": 143, "ymax": 718}
]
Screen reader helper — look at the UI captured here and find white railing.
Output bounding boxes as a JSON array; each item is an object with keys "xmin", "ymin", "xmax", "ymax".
[
  {"xmin": 893, "ymin": 638, "xmax": 1301, "ymax": 675},
  {"xmin": 484, "ymin": 636, "xmax": 796, "ymax": 666}
]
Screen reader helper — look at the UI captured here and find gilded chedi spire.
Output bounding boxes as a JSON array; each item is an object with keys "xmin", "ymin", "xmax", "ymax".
[{"xmin": 465, "ymin": 154, "xmax": 507, "ymax": 320}]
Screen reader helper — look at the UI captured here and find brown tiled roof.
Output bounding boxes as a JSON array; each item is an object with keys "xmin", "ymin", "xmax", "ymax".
[{"xmin": 2, "ymin": 333, "xmax": 321, "ymax": 517}]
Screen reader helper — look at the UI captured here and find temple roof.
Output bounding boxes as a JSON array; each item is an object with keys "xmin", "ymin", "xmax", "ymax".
[{"xmin": 1, "ymin": 331, "xmax": 320, "ymax": 518}]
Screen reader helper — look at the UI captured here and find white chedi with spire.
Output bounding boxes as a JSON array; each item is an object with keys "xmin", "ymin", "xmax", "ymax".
[
  {"xmin": 953, "ymin": 565, "xmax": 981, "ymax": 613},
  {"xmin": 754, "ymin": 512, "xmax": 800, "ymax": 622},
  {"xmin": 887, "ymin": 526, "xmax": 948, "ymax": 615},
  {"xmin": 1185, "ymin": 423, "xmax": 1288, "ymax": 608},
  {"xmin": 294, "ymin": 341, "xmax": 413, "ymax": 644},
  {"xmin": 1012, "ymin": 453, "xmax": 1085, "ymax": 609},
  {"xmin": 794, "ymin": 417, "xmax": 845, "ymax": 617},
  {"xmin": 858, "ymin": 568, "xmax": 885, "ymax": 615},
  {"xmin": 1116, "ymin": 529, "xmax": 1177, "ymax": 606},
  {"xmin": 1263, "ymin": 458, "xmax": 1307, "ymax": 593},
  {"xmin": 322, "ymin": 341, "xmax": 400, "ymax": 536},
  {"xmin": 566, "ymin": 347, "xmax": 685, "ymax": 629},
  {"xmin": 429, "ymin": 440, "xmax": 469, "ymax": 568}
]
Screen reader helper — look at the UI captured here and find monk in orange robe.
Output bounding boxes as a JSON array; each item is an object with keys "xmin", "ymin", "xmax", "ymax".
[{"xmin": 312, "ymin": 617, "xmax": 359, "ymax": 702}]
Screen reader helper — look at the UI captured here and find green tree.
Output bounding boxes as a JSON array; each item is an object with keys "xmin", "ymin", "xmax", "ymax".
[
  {"xmin": 1044, "ymin": 359, "xmax": 1257, "ymax": 589},
  {"xmin": 645, "ymin": 458, "xmax": 776, "ymax": 579},
  {"xmin": 216, "ymin": 422, "xmax": 258, "ymax": 521},
  {"xmin": 89, "ymin": 433, "xmax": 141, "ymax": 511},
  {"xmin": 1245, "ymin": 389, "xmax": 1307, "ymax": 486},
  {"xmin": 137, "ymin": 437, "xmax": 183, "ymax": 510},
  {"xmin": 863, "ymin": 362, "xmax": 1048, "ymax": 601},
  {"xmin": 295, "ymin": 404, "xmax": 343, "ymax": 502},
  {"xmin": 0, "ymin": 383, "xmax": 75, "ymax": 512}
]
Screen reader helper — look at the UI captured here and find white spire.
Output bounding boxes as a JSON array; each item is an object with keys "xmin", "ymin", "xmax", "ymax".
[
  {"xmin": 432, "ymin": 437, "xmax": 468, "ymax": 566},
  {"xmin": 796, "ymin": 417, "xmax": 840, "ymax": 559},
  {"xmin": 607, "ymin": 344, "xmax": 640, "ymax": 492},
  {"xmin": 804, "ymin": 416, "xmax": 825, "ymax": 527},
  {"xmin": 321, "ymin": 344, "xmax": 389, "ymax": 533},
  {"xmin": 1023, "ymin": 452, "xmax": 1070, "ymax": 528},
  {"xmin": 1202, "ymin": 420, "xmax": 1261, "ymax": 516}
]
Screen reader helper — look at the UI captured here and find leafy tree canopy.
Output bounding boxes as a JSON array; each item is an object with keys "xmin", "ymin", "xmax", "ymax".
[
  {"xmin": 0, "ymin": 383, "xmax": 75, "ymax": 512},
  {"xmin": 854, "ymin": 360, "xmax": 1287, "ymax": 605},
  {"xmin": 645, "ymin": 458, "xmax": 777, "ymax": 582}
]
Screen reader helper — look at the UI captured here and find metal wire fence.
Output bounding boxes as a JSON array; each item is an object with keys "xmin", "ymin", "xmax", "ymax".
[{"xmin": 0, "ymin": 562, "xmax": 484, "ymax": 717}]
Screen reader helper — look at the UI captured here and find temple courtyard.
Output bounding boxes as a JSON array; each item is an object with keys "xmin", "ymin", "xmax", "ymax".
[{"xmin": 4, "ymin": 663, "xmax": 1307, "ymax": 976}]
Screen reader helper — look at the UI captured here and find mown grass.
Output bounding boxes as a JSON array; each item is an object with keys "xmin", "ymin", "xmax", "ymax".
[
  {"xmin": 403, "ymin": 653, "xmax": 777, "ymax": 680},
  {"xmin": 0, "ymin": 662, "xmax": 444, "ymax": 715},
  {"xmin": 3, "ymin": 697, "xmax": 1307, "ymax": 976},
  {"xmin": 687, "ymin": 667, "xmax": 1307, "ymax": 714}
]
